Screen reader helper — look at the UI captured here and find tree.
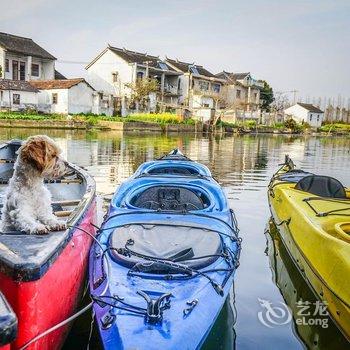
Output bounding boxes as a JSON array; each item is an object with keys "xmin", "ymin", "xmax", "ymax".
[
  {"xmin": 260, "ymin": 80, "xmax": 274, "ymax": 112},
  {"xmin": 125, "ymin": 78, "xmax": 159, "ymax": 110},
  {"xmin": 271, "ymin": 91, "xmax": 290, "ymax": 112}
]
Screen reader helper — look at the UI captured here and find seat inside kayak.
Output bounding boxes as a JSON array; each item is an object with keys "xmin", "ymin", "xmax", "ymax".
[
  {"xmin": 109, "ymin": 223, "xmax": 222, "ymax": 271},
  {"xmin": 295, "ymin": 175, "xmax": 347, "ymax": 198},
  {"xmin": 0, "ymin": 141, "xmax": 91, "ymax": 281},
  {"xmin": 130, "ymin": 186, "xmax": 210, "ymax": 211},
  {"xmin": 147, "ymin": 165, "xmax": 199, "ymax": 176}
]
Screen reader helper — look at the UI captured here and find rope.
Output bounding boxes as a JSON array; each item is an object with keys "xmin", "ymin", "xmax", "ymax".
[
  {"xmin": 303, "ymin": 197, "xmax": 350, "ymax": 217},
  {"xmin": 19, "ymin": 302, "xmax": 93, "ymax": 350}
]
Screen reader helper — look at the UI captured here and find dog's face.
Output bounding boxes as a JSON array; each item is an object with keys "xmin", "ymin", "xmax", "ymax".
[{"xmin": 19, "ymin": 135, "xmax": 68, "ymax": 179}]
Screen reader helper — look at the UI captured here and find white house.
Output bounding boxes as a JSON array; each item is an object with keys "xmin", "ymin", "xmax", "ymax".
[
  {"xmin": 165, "ymin": 58, "xmax": 226, "ymax": 121},
  {"xmin": 0, "ymin": 32, "xmax": 56, "ymax": 81},
  {"xmin": 284, "ymin": 103, "xmax": 324, "ymax": 128},
  {"xmin": 29, "ymin": 78, "xmax": 111, "ymax": 115},
  {"xmin": 86, "ymin": 45, "xmax": 182, "ymax": 115},
  {"xmin": 0, "ymin": 79, "xmax": 38, "ymax": 110}
]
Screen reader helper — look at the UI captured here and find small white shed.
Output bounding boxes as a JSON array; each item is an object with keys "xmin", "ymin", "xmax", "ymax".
[
  {"xmin": 0, "ymin": 79, "xmax": 38, "ymax": 111},
  {"xmin": 30, "ymin": 78, "xmax": 96, "ymax": 114},
  {"xmin": 284, "ymin": 103, "xmax": 324, "ymax": 128}
]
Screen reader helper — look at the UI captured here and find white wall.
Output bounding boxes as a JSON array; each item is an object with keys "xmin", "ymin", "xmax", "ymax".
[
  {"xmin": 1, "ymin": 52, "xmax": 55, "ymax": 81},
  {"xmin": 37, "ymin": 88, "xmax": 68, "ymax": 113},
  {"xmin": 0, "ymin": 47, "xmax": 5, "ymax": 78},
  {"xmin": 284, "ymin": 104, "xmax": 324, "ymax": 127},
  {"xmin": 307, "ymin": 111, "xmax": 323, "ymax": 127},
  {"xmin": 0, "ymin": 89, "xmax": 38, "ymax": 110},
  {"xmin": 0, "ymin": 52, "xmax": 55, "ymax": 81},
  {"xmin": 178, "ymin": 74, "xmax": 189, "ymax": 105},
  {"xmin": 68, "ymin": 82, "xmax": 94, "ymax": 114},
  {"xmin": 86, "ymin": 49, "xmax": 133, "ymax": 96}
]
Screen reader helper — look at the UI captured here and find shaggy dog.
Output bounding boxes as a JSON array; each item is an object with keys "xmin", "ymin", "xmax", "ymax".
[{"xmin": 0, "ymin": 135, "xmax": 68, "ymax": 234}]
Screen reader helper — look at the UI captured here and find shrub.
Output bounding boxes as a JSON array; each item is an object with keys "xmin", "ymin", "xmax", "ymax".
[{"xmin": 283, "ymin": 118, "xmax": 303, "ymax": 133}]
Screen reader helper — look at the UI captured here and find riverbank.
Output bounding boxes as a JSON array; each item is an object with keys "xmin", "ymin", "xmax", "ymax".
[
  {"xmin": 0, "ymin": 112, "xmax": 349, "ymax": 136},
  {"xmin": 0, "ymin": 112, "xmax": 203, "ymax": 133}
]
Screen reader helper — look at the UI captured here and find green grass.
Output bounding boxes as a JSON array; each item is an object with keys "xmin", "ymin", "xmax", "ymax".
[
  {"xmin": 0, "ymin": 112, "xmax": 196, "ymax": 125},
  {"xmin": 318, "ymin": 123, "xmax": 350, "ymax": 133}
]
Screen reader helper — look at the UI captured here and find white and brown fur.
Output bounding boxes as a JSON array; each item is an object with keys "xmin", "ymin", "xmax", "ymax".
[{"xmin": 0, "ymin": 135, "xmax": 68, "ymax": 234}]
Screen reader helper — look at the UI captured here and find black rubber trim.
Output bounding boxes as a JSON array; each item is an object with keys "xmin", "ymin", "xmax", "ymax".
[{"xmin": 0, "ymin": 292, "xmax": 17, "ymax": 346}]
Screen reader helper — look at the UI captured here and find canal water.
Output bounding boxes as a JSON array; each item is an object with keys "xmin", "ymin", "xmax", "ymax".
[{"xmin": 1, "ymin": 129, "xmax": 349, "ymax": 349}]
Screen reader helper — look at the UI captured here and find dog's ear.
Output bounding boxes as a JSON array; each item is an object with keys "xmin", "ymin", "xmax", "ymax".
[{"xmin": 20, "ymin": 137, "xmax": 47, "ymax": 172}]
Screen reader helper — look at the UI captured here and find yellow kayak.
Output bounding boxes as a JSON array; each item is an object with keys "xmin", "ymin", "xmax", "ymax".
[{"xmin": 268, "ymin": 156, "xmax": 350, "ymax": 340}]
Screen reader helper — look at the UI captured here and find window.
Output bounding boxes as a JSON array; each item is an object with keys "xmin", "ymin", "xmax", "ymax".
[
  {"xmin": 137, "ymin": 71, "xmax": 144, "ymax": 80},
  {"xmin": 5, "ymin": 59, "xmax": 9, "ymax": 72},
  {"xmin": 12, "ymin": 60, "xmax": 18, "ymax": 80},
  {"xmin": 190, "ymin": 66, "xmax": 199, "ymax": 75},
  {"xmin": 254, "ymin": 92, "xmax": 258, "ymax": 102},
  {"xmin": 317, "ymin": 114, "xmax": 320, "ymax": 121},
  {"xmin": 202, "ymin": 103, "xmax": 210, "ymax": 107},
  {"xmin": 31, "ymin": 64, "xmax": 39, "ymax": 77},
  {"xmin": 236, "ymin": 89, "xmax": 241, "ymax": 99},
  {"xmin": 198, "ymin": 80, "xmax": 209, "ymax": 91},
  {"xmin": 19, "ymin": 62, "xmax": 25, "ymax": 81},
  {"xmin": 158, "ymin": 62, "xmax": 168, "ymax": 70},
  {"xmin": 52, "ymin": 93, "xmax": 58, "ymax": 104},
  {"xmin": 13, "ymin": 94, "xmax": 20, "ymax": 105},
  {"xmin": 212, "ymin": 83, "xmax": 221, "ymax": 93},
  {"xmin": 309, "ymin": 113, "xmax": 313, "ymax": 121},
  {"xmin": 112, "ymin": 72, "xmax": 118, "ymax": 82}
]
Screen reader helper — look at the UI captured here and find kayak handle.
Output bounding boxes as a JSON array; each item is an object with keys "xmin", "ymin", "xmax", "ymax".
[{"xmin": 137, "ymin": 290, "xmax": 172, "ymax": 324}]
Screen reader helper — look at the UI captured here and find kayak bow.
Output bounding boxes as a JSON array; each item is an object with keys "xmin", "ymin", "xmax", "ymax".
[
  {"xmin": 89, "ymin": 150, "xmax": 241, "ymax": 349},
  {"xmin": 268, "ymin": 155, "xmax": 350, "ymax": 340}
]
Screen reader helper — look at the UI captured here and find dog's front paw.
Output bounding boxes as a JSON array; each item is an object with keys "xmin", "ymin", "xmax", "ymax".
[
  {"xmin": 49, "ymin": 222, "xmax": 67, "ymax": 231},
  {"xmin": 31, "ymin": 224, "xmax": 49, "ymax": 235}
]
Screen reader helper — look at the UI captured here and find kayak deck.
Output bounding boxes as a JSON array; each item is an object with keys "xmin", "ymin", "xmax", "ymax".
[
  {"xmin": 89, "ymin": 151, "xmax": 241, "ymax": 349},
  {"xmin": 268, "ymin": 156, "xmax": 350, "ymax": 339}
]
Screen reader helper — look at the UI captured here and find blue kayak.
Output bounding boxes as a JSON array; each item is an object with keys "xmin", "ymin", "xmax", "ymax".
[{"xmin": 89, "ymin": 150, "xmax": 241, "ymax": 350}]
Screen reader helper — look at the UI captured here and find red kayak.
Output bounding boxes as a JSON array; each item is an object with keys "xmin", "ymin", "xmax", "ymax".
[{"xmin": 0, "ymin": 140, "xmax": 97, "ymax": 349}]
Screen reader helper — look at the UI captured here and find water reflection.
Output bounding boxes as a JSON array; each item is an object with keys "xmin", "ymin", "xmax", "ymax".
[
  {"xmin": 0, "ymin": 128, "xmax": 349, "ymax": 349},
  {"xmin": 266, "ymin": 220, "xmax": 349, "ymax": 349}
]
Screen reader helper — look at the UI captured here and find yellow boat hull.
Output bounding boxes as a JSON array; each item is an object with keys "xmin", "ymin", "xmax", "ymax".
[{"xmin": 268, "ymin": 165, "xmax": 350, "ymax": 340}]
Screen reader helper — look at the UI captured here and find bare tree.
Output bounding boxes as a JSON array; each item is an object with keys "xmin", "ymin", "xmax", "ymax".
[{"xmin": 125, "ymin": 78, "xmax": 159, "ymax": 111}]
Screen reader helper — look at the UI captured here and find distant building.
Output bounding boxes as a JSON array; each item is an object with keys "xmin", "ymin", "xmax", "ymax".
[
  {"xmin": 284, "ymin": 103, "xmax": 324, "ymax": 127},
  {"xmin": 0, "ymin": 79, "xmax": 38, "ymax": 110},
  {"xmin": 86, "ymin": 45, "xmax": 182, "ymax": 115},
  {"xmin": 166, "ymin": 58, "xmax": 226, "ymax": 121},
  {"xmin": 30, "ymin": 78, "xmax": 110, "ymax": 115},
  {"xmin": 0, "ymin": 32, "xmax": 56, "ymax": 81},
  {"xmin": 216, "ymin": 71, "xmax": 263, "ymax": 112}
]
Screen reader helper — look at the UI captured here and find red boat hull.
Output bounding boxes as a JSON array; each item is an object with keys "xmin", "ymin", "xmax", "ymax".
[{"xmin": 0, "ymin": 201, "xmax": 96, "ymax": 350}]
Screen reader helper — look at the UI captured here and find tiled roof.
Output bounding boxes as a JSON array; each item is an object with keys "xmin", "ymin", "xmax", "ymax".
[
  {"xmin": 0, "ymin": 32, "xmax": 56, "ymax": 60},
  {"xmin": 87, "ymin": 45, "xmax": 177, "ymax": 72},
  {"xmin": 0, "ymin": 79, "xmax": 39, "ymax": 92},
  {"xmin": 54, "ymin": 70, "xmax": 67, "ymax": 80},
  {"xmin": 166, "ymin": 58, "xmax": 216, "ymax": 78},
  {"xmin": 230, "ymin": 72, "xmax": 250, "ymax": 80},
  {"xmin": 297, "ymin": 103, "xmax": 324, "ymax": 113},
  {"xmin": 30, "ymin": 78, "xmax": 94, "ymax": 90},
  {"xmin": 217, "ymin": 71, "xmax": 250, "ymax": 82}
]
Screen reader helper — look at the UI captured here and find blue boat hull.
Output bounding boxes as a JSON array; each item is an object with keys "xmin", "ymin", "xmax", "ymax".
[{"xmin": 89, "ymin": 151, "xmax": 240, "ymax": 349}]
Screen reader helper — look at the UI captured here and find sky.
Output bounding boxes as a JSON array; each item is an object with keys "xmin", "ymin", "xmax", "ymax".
[{"xmin": 1, "ymin": 0, "xmax": 349, "ymax": 102}]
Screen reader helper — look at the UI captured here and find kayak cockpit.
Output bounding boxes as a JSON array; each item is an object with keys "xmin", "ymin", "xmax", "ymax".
[
  {"xmin": 129, "ymin": 185, "xmax": 211, "ymax": 211},
  {"xmin": 109, "ymin": 223, "xmax": 222, "ymax": 270}
]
